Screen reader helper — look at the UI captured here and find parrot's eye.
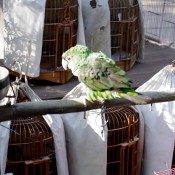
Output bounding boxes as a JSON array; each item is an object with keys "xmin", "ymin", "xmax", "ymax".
[{"xmin": 67, "ymin": 56, "xmax": 72, "ymax": 61}]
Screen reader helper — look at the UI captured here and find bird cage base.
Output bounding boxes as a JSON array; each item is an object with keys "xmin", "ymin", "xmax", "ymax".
[
  {"xmin": 8, "ymin": 68, "xmax": 73, "ymax": 84},
  {"xmin": 37, "ymin": 68, "xmax": 73, "ymax": 84},
  {"xmin": 115, "ymin": 54, "xmax": 136, "ymax": 71},
  {"xmin": 154, "ymin": 168, "xmax": 175, "ymax": 175}
]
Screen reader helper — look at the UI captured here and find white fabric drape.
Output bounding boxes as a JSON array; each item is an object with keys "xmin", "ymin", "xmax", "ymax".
[
  {"xmin": 61, "ymin": 83, "xmax": 108, "ymax": 175},
  {"xmin": 3, "ymin": 0, "xmax": 46, "ymax": 77},
  {"xmin": 77, "ymin": 0, "xmax": 111, "ymax": 57},
  {"xmin": 136, "ymin": 65, "xmax": 175, "ymax": 174},
  {"xmin": 0, "ymin": 0, "xmax": 4, "ymax": 60}
]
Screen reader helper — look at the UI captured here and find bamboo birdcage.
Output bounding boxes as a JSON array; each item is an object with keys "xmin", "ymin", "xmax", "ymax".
[
  {"xmin": 105, "ymin": 106, "xmax": 139, "ymax": 175},
  {"xmin": 109, "ymin": 0, "xmax": 139, "ymax": 71},
  {"xmin": 38, "ymin": 0, "xmax": 78, "ymax": 83},
  {"xmin": 5, "ymin": 89, "xmax": 57, "ymax": 175}
]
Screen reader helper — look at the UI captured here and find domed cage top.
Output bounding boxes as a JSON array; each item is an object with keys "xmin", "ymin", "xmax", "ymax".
[
  {"xmin": 109, "ymin": 0, "xmax": 140, "ymax": 71},
  {"xmin": 105, "ymin": 106, "xmax": 139, "ymax": 175},
  {"xmin": 5, "ymin": 89, "xmax": 57, "ymax": 175}
]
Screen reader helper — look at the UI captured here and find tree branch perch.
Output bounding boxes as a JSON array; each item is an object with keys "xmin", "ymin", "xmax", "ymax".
[{"xmin": 0, "ymin": 91, "xmax": 175, "ymax": 122}]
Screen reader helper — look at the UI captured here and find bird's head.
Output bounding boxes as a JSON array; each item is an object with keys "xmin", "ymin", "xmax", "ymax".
[
  {"xmin": 62, "ymin": 44, "xmax": 92, "ymax": 70},
  {"xmin": 62, "ymin": 51, "xmax": 74, "ymax": 70}
]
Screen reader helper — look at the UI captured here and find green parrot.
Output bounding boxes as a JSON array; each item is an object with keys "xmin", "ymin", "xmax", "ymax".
[{"xmin": 62, "ymin": 44, "xmax": 151, "ymax": 104}]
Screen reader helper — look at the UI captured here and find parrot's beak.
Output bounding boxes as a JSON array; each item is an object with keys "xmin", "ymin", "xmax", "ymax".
[{"xmin": 62, "ymin": 59, "xmax": 68, "ymax": 70}]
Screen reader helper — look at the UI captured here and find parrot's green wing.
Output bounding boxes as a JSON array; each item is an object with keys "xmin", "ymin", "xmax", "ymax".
[
  {"xmin": 75, "ymin": 51, "xmax": 141, "ymax": 102},
  {"xmin": 78, "ymin": 51, "xmax": 132, "ymax": 91}
]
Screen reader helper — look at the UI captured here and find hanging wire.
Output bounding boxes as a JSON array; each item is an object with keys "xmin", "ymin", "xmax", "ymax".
[{"xmin": 0, "ymin": 123, "xmax": 20, "ymax": 135}]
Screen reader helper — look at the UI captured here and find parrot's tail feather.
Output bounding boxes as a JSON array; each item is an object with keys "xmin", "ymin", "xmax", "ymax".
[{"xmin": 123, "ymin": 94, "xmax": 152, "ymax": 104}]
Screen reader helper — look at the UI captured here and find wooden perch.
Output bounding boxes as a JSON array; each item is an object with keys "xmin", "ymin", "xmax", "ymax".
[{"xmin": 0, "ymin": 91, "xmax": 175, "ymax": 122}]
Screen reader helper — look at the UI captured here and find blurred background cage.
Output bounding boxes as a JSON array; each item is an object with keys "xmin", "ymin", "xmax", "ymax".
[
  {"xmin": 105, "ymin": 106, "xmax": 140, "ymax": 175},
  {"xmin": 108, "ymin": 0, "xmax": 140, "ymax": 71},
  {"xmin": 38, "ymin": 0, "xmax": 78, "ymax": 83},
  {"xmin": 5, "ymin": 90, "xmax": 57, "ymax": 175},
  {"xmin": 142, "ymin": 0, "xmax": 175, "ymax": 46}
]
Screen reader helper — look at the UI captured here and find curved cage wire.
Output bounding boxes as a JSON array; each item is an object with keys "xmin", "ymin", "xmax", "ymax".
[{"xmin": 105, "ymin": 106, "xmax": 139, "ymax": 175}]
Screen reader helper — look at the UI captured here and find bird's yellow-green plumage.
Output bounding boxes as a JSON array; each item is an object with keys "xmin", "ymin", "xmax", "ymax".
[{"xmin": 62, "ymin": 44, "xmax": 151, "ymax": 103}]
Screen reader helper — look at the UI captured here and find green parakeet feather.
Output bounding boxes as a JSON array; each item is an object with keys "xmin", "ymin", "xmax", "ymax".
[{"xmin": 62, "ymin": 45, "xmax": 151, "ymax": 104}]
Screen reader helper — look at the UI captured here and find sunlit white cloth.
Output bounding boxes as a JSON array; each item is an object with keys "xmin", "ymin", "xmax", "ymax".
[
  {"xmin": 0, "ymin": 1, "xmax": 4, "ymax": 60},
  {"xmin": 136, "ymin": 65, "xmax": 175, "ymax": 175},
  {"xmin": 3, "ymin": 0, "xmax": 46, "ymax": 77}
]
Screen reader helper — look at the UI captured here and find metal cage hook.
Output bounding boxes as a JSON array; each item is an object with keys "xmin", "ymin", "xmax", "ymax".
[{"xmin": 12, "ymin": 60, "xmax": 23, "ymax": 83}]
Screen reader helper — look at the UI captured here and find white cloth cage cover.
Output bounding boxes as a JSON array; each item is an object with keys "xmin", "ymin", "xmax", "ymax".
[{"xmin": 136, "ymin": 65, "xmax": 175, "ymax": 175}]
